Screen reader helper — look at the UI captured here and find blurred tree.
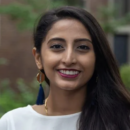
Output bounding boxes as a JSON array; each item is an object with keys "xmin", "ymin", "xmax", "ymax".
[
  {"xmin": 120, "ymin": 65, "xmax": 130, "ymax": 91},
  {"xmin": 0, "ymin": 0, "xmax": 83, "ymax": 31},
  {"xmin": 0, "ymin": 1, "xmax": 129, "ymax": 33},
  {"xmin": 54, "ymin": 0, "xmax": 83, "ymax": 6},
  {"xmin": 0, "ymin": 58, "xmax": 8, "ymax": 65},
  {"xmin": 97, "ymin": 3, "xmax": 130, "ymax": 33},
  {"xmin": 0, "ymin": 77, "xmax": 47, "ymax": 117}
]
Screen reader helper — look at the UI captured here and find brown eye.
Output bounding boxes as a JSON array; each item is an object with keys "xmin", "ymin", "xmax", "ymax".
[
  {"xmin": 77, "ymin": 45, "xmax": 90, "ymax": 50},
  {"xmin": 50, "ymin": 44, "xmax": 63, "ymax": 49}
]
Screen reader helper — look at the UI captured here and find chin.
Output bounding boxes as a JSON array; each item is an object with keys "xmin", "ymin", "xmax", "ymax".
[{"xmin": 59, "ymin": 86, "xmax": 78, "ymax": 91}]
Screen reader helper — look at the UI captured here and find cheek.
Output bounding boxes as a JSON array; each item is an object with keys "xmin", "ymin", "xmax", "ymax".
[
  {"xmin": 81, "ymin": 53, "xmax": 95, "ymax": 76},
  {"xmin": 41, "ymin": 51, "xmax": 61, "ymax": 73}
]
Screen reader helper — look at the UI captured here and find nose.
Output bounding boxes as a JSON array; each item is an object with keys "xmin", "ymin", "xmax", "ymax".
[{"xmin": 61, "ymin": 47, "xmax": 77, "ymax": 66}]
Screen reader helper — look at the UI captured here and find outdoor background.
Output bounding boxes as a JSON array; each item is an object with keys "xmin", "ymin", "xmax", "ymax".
[{"xmin": 0, "ymin": 0, "xmax": 130, "ymax": 117}]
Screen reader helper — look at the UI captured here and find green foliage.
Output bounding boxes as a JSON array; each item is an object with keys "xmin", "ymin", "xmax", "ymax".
[
  {"xmin": 0, "ymin": 0, "xmax": 83, "ymax": 31},
  {"xmin": 120, "ymin": 65, "xmax": 130, "ymax": 91},
  {"xmin": 0, "ymin": 0, "xmax": 66, "ymax": 30},
  {"xmin": 61, "ymin": 0, "xmax": 82, "ymax": 6},
  {"xmin": 0, "ymin": 58, "xmax": 8, "ymax": 65},
  {"xmin": 98, "ymin": 3, "xmax": 130, "ymax": 33},
  {"xmin": 0, "ymin": 78, "xmax": 46, "ymax": 118},
  {"xmin": 0, "ymin": 3, "xmax": 38, "ymax": 30},
  {"xmin": 22, "ymin": 0, "xmax": 67, "ymax": 11},
  {"xmin": 0, "ymin": 0, "xmax": 130, "ymax": 33}
]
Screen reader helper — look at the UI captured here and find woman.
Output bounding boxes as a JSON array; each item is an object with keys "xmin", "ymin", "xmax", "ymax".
[{"xmin": 0, "ymin": 6, "xmax": 130, "ymax": 130}]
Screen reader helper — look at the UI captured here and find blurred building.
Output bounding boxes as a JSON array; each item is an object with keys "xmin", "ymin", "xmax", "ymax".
[
  {"xmin": 0, "ymin": 0, "xmax": 37, "ymax": 89},
  {"xmin": 85, "ymin": 0, "xmax": 130, "ymax": 66},
  {"xmin": 113, "ymin": 0, "xmax": 130, "ymax": 66}
]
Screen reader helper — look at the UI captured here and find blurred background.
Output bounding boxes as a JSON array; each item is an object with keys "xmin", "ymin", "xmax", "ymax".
[{"xmin": 0, "ymin": 0, "xmax": 130, "ymax": 117}]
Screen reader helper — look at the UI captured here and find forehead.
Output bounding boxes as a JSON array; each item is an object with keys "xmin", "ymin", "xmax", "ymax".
[{"xmin": 45, "ymin": 18, "xmax": 92, "ymax": 41}]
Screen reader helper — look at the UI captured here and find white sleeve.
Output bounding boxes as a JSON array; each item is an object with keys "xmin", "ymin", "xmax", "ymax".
[{"xmin": 0, "ymin": 113, "xmax": 8, "ymax": 130}]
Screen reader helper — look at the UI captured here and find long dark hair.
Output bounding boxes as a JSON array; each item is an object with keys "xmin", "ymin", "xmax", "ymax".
[{"xmin": 34, "ymin": 6, "xmax": 130, "ymax": 130}]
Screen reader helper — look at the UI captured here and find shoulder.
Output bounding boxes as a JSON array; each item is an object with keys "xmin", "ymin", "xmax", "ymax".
[
  {"xmin": 0, "ymin": 105, "xmax": 32, "ymax": 130},
  {"xmin": 0, "ymin": 111, "xmax": 9, "ymax": 130},
  {"xmin": 1, "ymin": 105, "xmax": 31, "ymax": 118}
]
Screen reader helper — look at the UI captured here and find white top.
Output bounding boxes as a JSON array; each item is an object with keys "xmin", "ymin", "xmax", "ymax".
[{"xmin": 0, "ymin": 105, "xmax": 81, "ymax": 130}]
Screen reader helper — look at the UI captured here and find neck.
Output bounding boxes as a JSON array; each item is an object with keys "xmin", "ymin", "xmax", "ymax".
[{"xmin": 46, "ymin": 85, "xmax": 87, "ymax": 116}]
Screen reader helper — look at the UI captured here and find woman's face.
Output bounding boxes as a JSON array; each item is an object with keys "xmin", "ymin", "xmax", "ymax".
[{"xmin": 33, "ymin": 18, "xmax": 95, "ymax": 91}]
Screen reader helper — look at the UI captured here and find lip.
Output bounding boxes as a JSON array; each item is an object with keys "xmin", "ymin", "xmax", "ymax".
[{"xmin": 57, "ymin": 70, "xmax": 80, "ymax": 78}]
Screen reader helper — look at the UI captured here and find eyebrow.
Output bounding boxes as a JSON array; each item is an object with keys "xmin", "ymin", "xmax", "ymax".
[{"xmin": 47, "ymin": 37, "xmax": 92, "ymax": 44}]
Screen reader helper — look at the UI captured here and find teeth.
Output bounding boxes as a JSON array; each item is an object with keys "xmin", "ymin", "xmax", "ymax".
[{"xmin": 59, "ymin": 70, "xmax": 79, "ymax": 75}]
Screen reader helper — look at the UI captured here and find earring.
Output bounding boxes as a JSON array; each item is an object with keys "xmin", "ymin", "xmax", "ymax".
[{"xmin": 36, "ymin": 70, "xmax": 45, "ymax": 105}]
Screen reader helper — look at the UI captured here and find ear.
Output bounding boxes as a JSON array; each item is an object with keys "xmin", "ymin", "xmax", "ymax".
[{"xmin": 32, "ymin": 47, "xmax": 43, "ymax": 70}]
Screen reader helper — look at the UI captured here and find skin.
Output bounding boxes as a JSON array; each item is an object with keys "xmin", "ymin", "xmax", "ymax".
[{"xmin": 32, "ymin": 18, "xmax": 96, "ymax": 116}]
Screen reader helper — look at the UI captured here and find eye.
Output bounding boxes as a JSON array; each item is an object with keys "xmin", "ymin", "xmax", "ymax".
[
  {"xmin": 50, "ymin": 44, "xmax": 63, "ymax": 49},
  {"xmin": 77, "ymin": 45, "xmax": 90, "ymax": 50}
]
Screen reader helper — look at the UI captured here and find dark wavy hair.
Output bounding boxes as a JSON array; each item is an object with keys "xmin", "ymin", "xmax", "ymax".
[{"xmin": 34, "ymin": 6, "xmax": 130, "ymax": 130}]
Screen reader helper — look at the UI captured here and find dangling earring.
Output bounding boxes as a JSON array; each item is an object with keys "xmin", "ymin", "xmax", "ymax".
[{"xmin": 36, "ymin": 70, "xmax": 45, "ymax": 105}]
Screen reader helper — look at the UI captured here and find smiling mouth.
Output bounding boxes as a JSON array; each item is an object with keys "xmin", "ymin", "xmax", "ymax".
[{"xmin": 57, "ymin": 70, "xmax": 81, "ymax": 78}]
